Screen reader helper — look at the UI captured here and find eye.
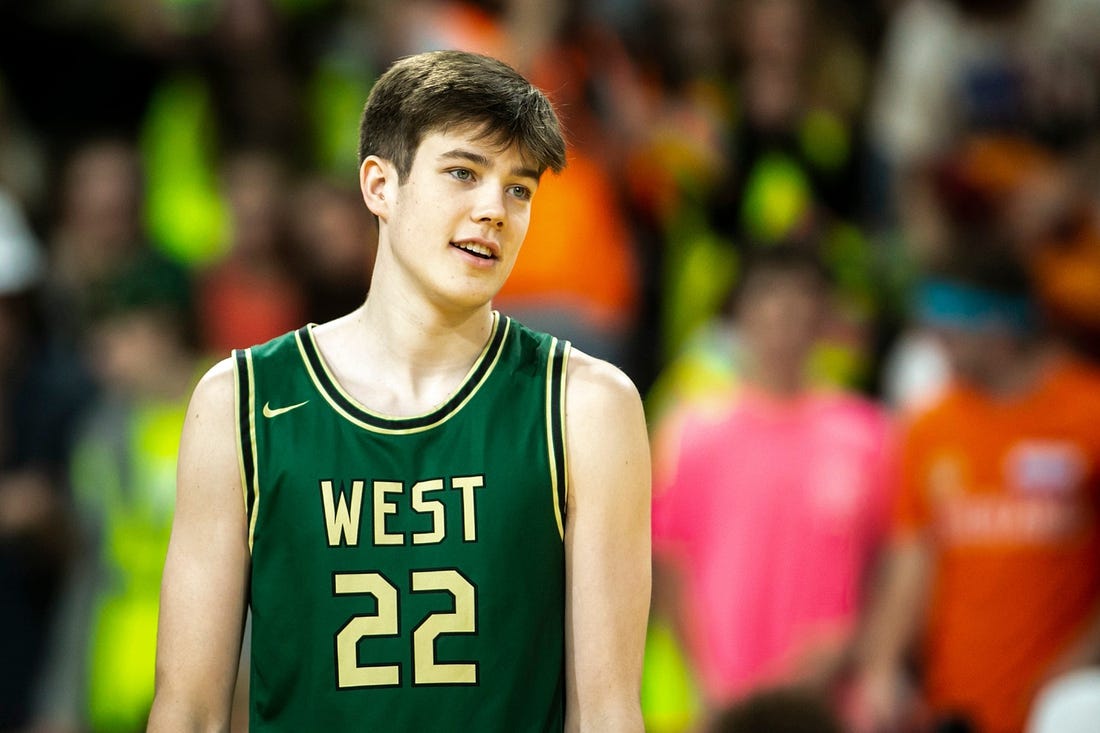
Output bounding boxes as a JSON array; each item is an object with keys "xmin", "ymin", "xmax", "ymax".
[
  {"xmin": 507, "ymin": 184, "xmax": 532, "ymax": 201},
  {"xmin": 448, "ymin": 168, "xmax": 473, "ymax": 182}
]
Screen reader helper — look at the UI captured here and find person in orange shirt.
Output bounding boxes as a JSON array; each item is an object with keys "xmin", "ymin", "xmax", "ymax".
[
  {"xmin": 197, "ymin": 149, "xmax": 306, "ymax": 356},
  {"xmin": 850, "ymin": 246, "xmax": 1100, "ymax": 733}
]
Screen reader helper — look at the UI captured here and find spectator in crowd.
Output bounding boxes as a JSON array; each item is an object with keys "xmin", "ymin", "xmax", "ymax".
[
  {"xmin": 881, "ymin": 130, "xmax": 1100, "ymax": 409},
  {"xmin": 645, "ymin": 0, "xmax": 883, "ymax": 396},
  {"xmin": 708, "ymin": 0, "xmax": 866, "ymax": 250},
  {"xmin": 43, "ymin": 138, "xmax": 151, "ymax": 348},
  {"xmin": 0, "ymin": 189, "xmax": 93, "ymax": 731},
  {"xmin": 942, "ymin": 133, "xmax": 1100, "ymax": 360},
  {"xmin": 288, "ymin": 175, "xmax": 375, "ymax": 325},
  {"xmin": 651, "ymin": 245, "xmax": 896, "ymax": 727},
  {"xmin": 31, "ymin": 251, "xmax": 231, "ymax": 732},
  {"xmin": 197, "ymin": 148, "xmax": 306, "ymax": 355},
  {"xmin": 868, "ymin": 0, "xmax": 1100, "ymax": 261},
  {"xmin": 204, "ymin": 0, "xmax": 307, "ymax": 157},
  {"xmin": 852, "ymin": 243, "xmax": 1100, "ymax": 733}
]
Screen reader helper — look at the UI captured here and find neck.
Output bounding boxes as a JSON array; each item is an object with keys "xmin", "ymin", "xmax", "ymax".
[
  {"xmin": 328, "ymin": 245, "xmax": 496, "ymax": 413},
  {"xmin": 742, "ymin": 356, "xmax": 808, "ymax": 399},
  {"xmin": 364, "ymin": 241, "xmax": 493, "ymax": 362},
  {"xmin": 357, "ymin": 287, "xmax": 494, "ymax": 372},
  {"xmin": 971, "ymin": 342, "xmax": 1056, "ymax": 400}
]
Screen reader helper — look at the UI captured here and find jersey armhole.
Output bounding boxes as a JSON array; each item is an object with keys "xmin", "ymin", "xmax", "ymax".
[
  {"xmin": 546, "ymin": 338, "xmax": 571, "ymax": 540},
  {"xmin": 233, "ymin": 348, "xmax": 260, "ymax": 553}
]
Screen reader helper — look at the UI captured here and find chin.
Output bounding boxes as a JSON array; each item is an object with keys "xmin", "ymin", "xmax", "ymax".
[
  {"xmin": 432, "ymin": 286, "xmax": 499, "ymax": 313},
  {"xmin": 954, "ymin": 366, "xmax": 994, "ymax": 389}
]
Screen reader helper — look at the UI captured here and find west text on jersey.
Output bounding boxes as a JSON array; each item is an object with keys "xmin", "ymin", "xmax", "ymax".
[{"xmin": 319, "ymin": 476, "xmax": 484, "ymax": 547}]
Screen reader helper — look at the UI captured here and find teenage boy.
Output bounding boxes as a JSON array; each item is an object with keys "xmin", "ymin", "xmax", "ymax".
[{"xmin": 148, "ymin": 50, "xmax": 650, "ymax": 732}]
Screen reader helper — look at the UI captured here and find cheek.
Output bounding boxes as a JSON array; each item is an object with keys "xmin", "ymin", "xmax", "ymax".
[
  {"xmin": 511, "ymin": 210, "xmax": 531, "ymax": 239},
  {"xmin": 941, "ymin": 334, "xmax": 992, "ymax": 371},
  {"xmin": 505, "ymin": 222, "xmax": 532, "ymax": 257},
  {"xmin": 90, "ymin": 329, "xmax": 131, "ymax": 384},
  {"xmin": 748, "ymin": 296, "xmax": 809, "ymax": 334}
]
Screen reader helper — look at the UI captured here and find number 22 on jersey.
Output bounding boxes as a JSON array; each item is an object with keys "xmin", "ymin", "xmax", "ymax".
[{"xmin": 333, "ymin": 569, "xmax": 478, "ymax": 688}]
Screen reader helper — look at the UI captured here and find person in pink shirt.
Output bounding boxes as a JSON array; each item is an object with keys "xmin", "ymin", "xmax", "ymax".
[{"xmin": 651, "ymin": 245, "xmax": 896, "ymax": 722}]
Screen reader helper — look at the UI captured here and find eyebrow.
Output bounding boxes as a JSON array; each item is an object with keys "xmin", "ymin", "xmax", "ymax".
[{"xmin": 438, "ymin": 148, "xmax": 541, "ymax": 182}]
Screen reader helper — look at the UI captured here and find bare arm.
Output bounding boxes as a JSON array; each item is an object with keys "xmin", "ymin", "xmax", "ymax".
[
  {"xmin": 563, "ymin": 351, "xmax": 651, "ymax": 733},
  {"xmin": 147, "ymin": 359, "xmax": 251, "ymax": 733},
  {"xmin": 650, "ymin": 556, "xmax": 689, "ymax": 648},
  {"xmin": 849, "ymin": 534, "xmax": 934, "ymax": 733},
  {"xmin": 647, "ymin": 412, "xmax": 692, "ymax": 657}
]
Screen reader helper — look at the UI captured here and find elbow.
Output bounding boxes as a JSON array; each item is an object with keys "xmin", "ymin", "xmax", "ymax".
[
  {"xmin": 565, "ymin": 696, "xmax": 645, "ymax": 733},
  {"xmin": 147, "ymin": 693, "xmax": 231, "ymax": 733}
]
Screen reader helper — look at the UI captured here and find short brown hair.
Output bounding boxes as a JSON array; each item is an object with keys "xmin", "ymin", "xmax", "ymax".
[
  {"xmin": 726, "ymin": 243, "xmax": 833, "ymax": 317},
  {"xmin": 358, "ymin": 50, "xmax": 567, "ymax": 181}
]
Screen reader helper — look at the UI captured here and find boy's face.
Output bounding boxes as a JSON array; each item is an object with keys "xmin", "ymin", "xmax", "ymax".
[
  {"xmin": 736, "ymin": 268, "xmax": 825, "ymax": 372},
  {"xmin": 379, "ymin": 126, "xmax": 541, "ymax": 311},
  {"xmin": 89, "ymin": 310, "xmax": 182, "ymax": 395},
  {"xmin": 932, "ymin": 324, "xmax": 1019, "ymax": 390}
]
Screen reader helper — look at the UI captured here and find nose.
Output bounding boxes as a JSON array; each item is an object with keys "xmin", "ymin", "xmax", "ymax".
[{"xmin": 472, "ymin": 186, "xmax": 506, "ymax": 229}]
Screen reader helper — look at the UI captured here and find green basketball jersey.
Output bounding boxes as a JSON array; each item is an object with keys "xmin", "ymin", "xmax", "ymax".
[{"xmin": 232, "ymin": 313, "xmax": 570, "ymax": 731}]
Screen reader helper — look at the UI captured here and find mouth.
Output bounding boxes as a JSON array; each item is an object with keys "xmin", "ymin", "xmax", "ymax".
[{"xmin": 451, "ymin": 240, "xmax": 499, "ymax": 261}]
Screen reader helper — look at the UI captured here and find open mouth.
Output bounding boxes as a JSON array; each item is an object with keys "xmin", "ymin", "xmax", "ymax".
[{"xmin": 452, "ymin": 242, "xmax": 496, "ymax": 260}]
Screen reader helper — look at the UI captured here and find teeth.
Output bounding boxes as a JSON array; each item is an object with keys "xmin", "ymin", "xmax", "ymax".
[{"xmin": 457, "ymin": 242, "xmax": 493, "ymax": 258}]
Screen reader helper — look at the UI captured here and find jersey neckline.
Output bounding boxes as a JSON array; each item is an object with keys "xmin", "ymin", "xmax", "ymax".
[{"xmin": 295, "ymin": 311, "xmax": 510, "ymax": 434}]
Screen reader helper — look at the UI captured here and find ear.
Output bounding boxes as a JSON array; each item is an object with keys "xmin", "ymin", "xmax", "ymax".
[{"xmin": 360, "ymin": 155, "xmax": 394, "ymax": 220}]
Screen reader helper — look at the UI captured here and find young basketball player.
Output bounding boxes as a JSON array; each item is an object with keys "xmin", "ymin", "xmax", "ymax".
[{"xmin": 147, "ymin": 50, "xmax": 651, "ymax": 732}]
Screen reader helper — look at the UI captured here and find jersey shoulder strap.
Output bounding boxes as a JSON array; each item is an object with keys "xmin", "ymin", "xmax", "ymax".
[
  {"xmin": 231, "ymin": 329, "xmax": 303, "ymax": 549},
  {"xmin": 502, "ymin": 317, "xmax": 572, "ymax": 528}
]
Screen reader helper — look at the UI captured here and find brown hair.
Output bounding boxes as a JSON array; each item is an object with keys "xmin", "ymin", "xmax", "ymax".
[{"xmin": 358, "ymin": 50, "xmax": 567, "ymax": 181}]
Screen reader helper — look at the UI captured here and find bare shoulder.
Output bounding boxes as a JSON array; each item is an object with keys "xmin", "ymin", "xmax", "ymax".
[
  {"xmin": 560, "ymin": 351, "xmax": 650, "ymax": 731},
  {"xmin": 565, "ymin": 348, "xmax": 644, "ymax": 424},
  {"xmin": 192, "ymin": 356, "xmax": 237, "ymax": 408},
  {"xmin": 178, "ymin": 357, "xmax": 240, "ymax": 478},
  {"xmin": 150, "ymin": 356, "xmax": 250, "ymax": 729},
  {"xmin": 564, "ymin": 349, "xmax": 649, "ymax": 505}
]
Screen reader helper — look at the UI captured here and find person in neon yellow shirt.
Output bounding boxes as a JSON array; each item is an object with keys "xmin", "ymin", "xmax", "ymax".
[{"xmin": 33, "ymin": 253, "xmax": 249, "ymax": 732}]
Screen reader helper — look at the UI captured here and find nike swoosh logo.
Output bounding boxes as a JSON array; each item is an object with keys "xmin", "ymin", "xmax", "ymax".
[{"xmin": 263, "ymin": 400, "xmax": 309, "ymax": 418}]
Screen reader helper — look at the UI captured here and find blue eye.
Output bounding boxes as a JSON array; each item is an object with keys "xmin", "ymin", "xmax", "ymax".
[
  {"xmin": 449, "ymin": 168, "xmax": 473, "ymax": 181},
  {"xmin": 508, "ymin": 185, "xmax": 532, "ymax": 201}
]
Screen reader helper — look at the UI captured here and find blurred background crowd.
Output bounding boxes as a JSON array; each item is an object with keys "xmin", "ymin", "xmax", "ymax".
[{"xmin": 3, "ymin": 0, "xmax": 1100, "ymax": 731}]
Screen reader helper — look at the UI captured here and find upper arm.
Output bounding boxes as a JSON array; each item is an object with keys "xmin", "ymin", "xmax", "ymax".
[
  {"xmin": 895, "ymin": 414, "xmax": 936, "ymax": 538},
  {"xmin": 562, "ymin": 351, "xmax": 651, "ymax": 732},
  {"xmin": 148, "ymin": 358, "xmax": 250, "ymax": 732}
]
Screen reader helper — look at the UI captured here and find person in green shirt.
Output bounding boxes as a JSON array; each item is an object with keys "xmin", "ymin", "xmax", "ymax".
[{"xmin": 148, "ymin": 50, "xmax": 651, "ymax": 732}]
